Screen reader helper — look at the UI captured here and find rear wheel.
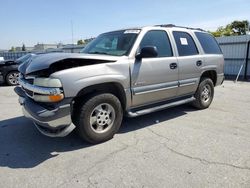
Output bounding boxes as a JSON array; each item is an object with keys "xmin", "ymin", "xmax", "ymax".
[
  {"xmin": 192, "ymin": 77, "xmax": 214, "ymax": 109},
  {"xmin": 6, "ymin": 71, "xmax": 19, "ymax": 86},
  {"xmin": 74, "ymin": 93, "xmax": 123, "ymax": 144}
]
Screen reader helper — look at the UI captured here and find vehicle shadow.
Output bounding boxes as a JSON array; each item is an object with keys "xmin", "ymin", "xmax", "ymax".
[
  {"xmin": 120, "ymin": 105, "xmax": 193, "ymax": 133},
  {"xmin": 0, "ymin": 105, "xmax": 195, "ymax": 169},
  {"xmin": 0, "ymin": 83, "xmax": 13, "ymax": 87}
]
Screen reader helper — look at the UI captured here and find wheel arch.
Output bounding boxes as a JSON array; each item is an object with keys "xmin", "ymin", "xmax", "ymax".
[
  {"xmin": 73, "ymin": 82, "xmax": 127, "ymax": 111},
  {"xmin": 200, "ymin": 70, "xmax": 217, "ymax": 86}
]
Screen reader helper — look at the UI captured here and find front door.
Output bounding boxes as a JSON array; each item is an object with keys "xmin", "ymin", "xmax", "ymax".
[{"xmin": 131, "ymin": 30, "xmax": 178, "ymax": 107}]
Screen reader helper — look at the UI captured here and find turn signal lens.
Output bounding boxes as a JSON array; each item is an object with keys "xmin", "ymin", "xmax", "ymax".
[
  {"xmin": 49, "ymin": 94, "xmax": 64, "ymax": 102},
  {"xmin": 33, "ymin": 94, "xmax": 64, "ymax": 102}
]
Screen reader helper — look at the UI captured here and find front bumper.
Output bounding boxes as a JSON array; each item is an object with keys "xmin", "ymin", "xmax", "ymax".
[{"xmin": 14, "ymin": 87, "xmax": 75, "ymax": 137}]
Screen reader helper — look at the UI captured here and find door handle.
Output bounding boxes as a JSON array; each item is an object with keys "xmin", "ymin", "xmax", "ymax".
[
  {"xmin": 170, "ymin": 63, "xmax": 178, "ymax": 69},
  {"xmin": 196, "ymin": 60, "xmax": 202, "ymax": 66}
]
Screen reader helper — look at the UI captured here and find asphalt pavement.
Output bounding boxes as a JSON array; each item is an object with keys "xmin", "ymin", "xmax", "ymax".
[{"xmin": 0, "ymin": 81, "xmax": 250, "ymax": 188}]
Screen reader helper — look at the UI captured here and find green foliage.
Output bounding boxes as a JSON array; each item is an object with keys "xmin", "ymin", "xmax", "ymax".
[
  {"xmin": 84, "ymin": 38, "xmax": 95, "ymax": 44},
  {"xmin": 77, "ymin": 39, "xmax": 85, "ymax": 45},
  {"xmin": 9, "ymin": 46, "xmax": 15, "ymax": 52},
  {"xmin": 210, "ymin": 20, "xmax": 249, "ymax": 37},
  {"xmin": 22, "ymin": 44, "xmax": 26, "ymax": 51},
  {"xmin": 77, "ymin": 38, "xmax": 95, "ymax": 45},
  {"xmin": 231, "ymin": 20, "xmax": 249, "ymax": 35}
]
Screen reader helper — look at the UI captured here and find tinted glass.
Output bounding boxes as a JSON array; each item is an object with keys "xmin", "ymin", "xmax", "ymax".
[
  {"xmin": 195, "ymin": 32, "xmax": 222, "ymax": 54},
  {"xmin": 140, "ymin": 30, "xmax": 173, "ymax": 57},
  {"xmin": 173, "ymin": 31, "xmax": 199, "ymax": 56},
  {"xmin": 81, "ymin": 30, "xmax": 139, "ymax": 56}
]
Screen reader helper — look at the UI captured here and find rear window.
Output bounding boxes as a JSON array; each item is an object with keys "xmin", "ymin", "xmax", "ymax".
[
  {"xmin": 195, "ymin": 32, "xmax": 222, "ymax": 54},
  {"xmin": 173, "ymin": 31, "xmax": 199, "ymax": 56}
]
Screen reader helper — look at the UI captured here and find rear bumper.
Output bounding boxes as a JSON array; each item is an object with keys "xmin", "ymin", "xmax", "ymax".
[
  {"xmin": 216, "ymin": 73, "xmax": 224, "ymax": 86},
  {"xmin": 14, "ymin": 86, "xmax": 75, "ymax": 137}
]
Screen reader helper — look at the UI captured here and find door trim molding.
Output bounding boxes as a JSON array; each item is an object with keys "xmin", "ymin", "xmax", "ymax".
[
  {"xmin": 133, "ymin": 81, "xmax": 178, "ymax": 95},
  {"xmin": 179, "ymin": 78, "xmax": 198, "ymax": 87}
]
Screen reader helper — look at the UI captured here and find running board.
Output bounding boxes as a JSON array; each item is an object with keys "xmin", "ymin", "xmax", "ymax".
[{"xmin": 127, "ymin": 97, "xmax": 195, "ymax": 117}]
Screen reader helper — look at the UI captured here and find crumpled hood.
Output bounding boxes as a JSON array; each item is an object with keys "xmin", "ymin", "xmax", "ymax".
[{"xmin": 19, "ymin": 53, "xmax": 121, "ymax": 75}]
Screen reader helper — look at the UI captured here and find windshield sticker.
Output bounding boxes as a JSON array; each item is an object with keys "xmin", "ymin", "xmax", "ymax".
[
  {"xmin": 180, "ymin": 38, "xmax": 188, "ymax": 45},
  {"xmin": 124, "ymin": 30, "xmax": 140, "ymax": 34}
]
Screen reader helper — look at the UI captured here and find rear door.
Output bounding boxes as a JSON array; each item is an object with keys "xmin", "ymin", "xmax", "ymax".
[
  {"xmin": 172, "ymin": 31, "xmax": 203, "ymax": 96},
  {"xmin": 131, "ymin": 30, "xmax": 178, "ymax": 107}
]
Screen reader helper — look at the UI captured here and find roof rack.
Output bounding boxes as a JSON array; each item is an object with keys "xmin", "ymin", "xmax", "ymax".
[{"xmin": 155, "ymin": 24, "xmax": 205, "ymax": 32}]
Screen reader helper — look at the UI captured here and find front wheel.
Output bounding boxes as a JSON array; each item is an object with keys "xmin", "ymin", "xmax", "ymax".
[
  {"xmin": 74, "ymin": 93, "xmax": 123, "ymax": 144},
  {"xmin": 6, "ymin": 71, "xmax": 19, "ymax": 86},
  {"xmin": 192, "ymin": 78, "xmax": 214, "ymax": 109}
]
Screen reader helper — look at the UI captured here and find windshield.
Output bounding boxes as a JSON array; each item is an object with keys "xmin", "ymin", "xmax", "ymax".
[{"xmin": 81, "ymin": 30, "xmax": 140, "ymax": 56}]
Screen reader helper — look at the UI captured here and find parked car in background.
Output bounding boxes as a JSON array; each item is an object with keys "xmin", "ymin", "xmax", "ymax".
[
  {"xmin": 0, "ymin": 53, "xmax": 35, "ymax": 86},
  {"xmin": 0, "ymin": 57, "xmax": 4, "ymax": 62}
]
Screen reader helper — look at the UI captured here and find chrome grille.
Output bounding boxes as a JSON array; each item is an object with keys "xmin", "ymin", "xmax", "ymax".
[
  {"xmin": 20, "ymin": 74, "xmax": 35, "ymax": 98},
  {"xmin": 19, "ymin": 75, "xmax": 62, "ymax": 97}
]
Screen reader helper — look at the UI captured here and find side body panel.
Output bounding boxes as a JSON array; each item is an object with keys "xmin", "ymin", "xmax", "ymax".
[
  {"xmin": 176, "ymin": 55, "xmax": 203, "ymax": 96},
  {"xmin": 128, "ymin": 28, "xmax": 179, "ymax": 107},
  {"xmin": 169, "ymin": 29, "xmax": 204, "ymax": 96},
  {"xmin": 130, "ymin": 56, "xmax": 178, "ymax": 107},
  {"xmin": 51, "ymin": 59, "xmax": 132, "ymax": 108}
]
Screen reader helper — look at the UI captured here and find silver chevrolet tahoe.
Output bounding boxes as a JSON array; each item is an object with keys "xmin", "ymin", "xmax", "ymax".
[{"xmin": 15, "ymin": 24, "xmax": 224, "ymax": 143}]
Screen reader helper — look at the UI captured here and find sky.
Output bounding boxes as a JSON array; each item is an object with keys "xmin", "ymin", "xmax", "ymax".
[{"xmin": 0, "ymin": 0, "xmax": 249, "ymax": 49}]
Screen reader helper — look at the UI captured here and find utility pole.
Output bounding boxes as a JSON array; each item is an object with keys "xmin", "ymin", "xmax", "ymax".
[
  {"xmin": 71, "ymin": 20, "xmax": 74, "ymax": 46},
  {"xmin": 71, "ymin": 20, "xmax": 74, "ymax": 53}
]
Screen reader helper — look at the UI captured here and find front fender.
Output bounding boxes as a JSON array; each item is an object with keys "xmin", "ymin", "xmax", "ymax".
[{"xmin": 51, "ymin": 63, "xmax": 130, "ymax": 98}]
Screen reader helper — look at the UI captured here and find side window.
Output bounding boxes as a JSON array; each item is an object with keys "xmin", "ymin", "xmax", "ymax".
[
  {"xmin": 195, "ymin": 32, "xmax": 222, "ymax": 54},
  {"xmin": 173, "ymin": 31, "xmax": 199, "ymax": 56},
  {"xmin": 139, "ymin": 30, "xmax": 173, "ymax": 57}
]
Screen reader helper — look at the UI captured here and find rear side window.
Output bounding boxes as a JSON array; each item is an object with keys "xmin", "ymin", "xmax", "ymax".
[
  {"xmin": 173, "ymin": 31, "xmax": 199, "ymax": 56},
  {"xmin": 140, "ymin": 30, "xmax": 173, "ymax": 57},
  {"xmin": 195, "ymin": 32, "xmax": 222, "ymax": 54}
]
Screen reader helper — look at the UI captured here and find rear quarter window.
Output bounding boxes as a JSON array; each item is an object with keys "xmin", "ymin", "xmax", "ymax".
[{"xmin": 195, "ymin": 32, "xmax": 222, "ymax": 54}]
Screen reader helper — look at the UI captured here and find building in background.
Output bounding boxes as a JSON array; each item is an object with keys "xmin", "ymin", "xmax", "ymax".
[
  {"xmin": 216, "ymin": 35, "xmax": 250, "ymax": 80},
  {"xmin": 33, "ymin": 43, "xmax": 59, "ymax": 51},
  {"xmin": 15, "ymin": 46, "xmax": 34, "ymax": 51},
  {"xmin": 62, "ymin": 44, "xmax": 86, "ymax": 53}
]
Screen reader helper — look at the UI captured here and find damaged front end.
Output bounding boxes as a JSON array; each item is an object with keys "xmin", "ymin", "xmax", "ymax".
[
  {"xmin": 15, "ymin": 71, "xmax": 75, "ymax": 137},
  {"xmin": 14, "ymin": 53, "xmax": 118, "ymax": 137}
]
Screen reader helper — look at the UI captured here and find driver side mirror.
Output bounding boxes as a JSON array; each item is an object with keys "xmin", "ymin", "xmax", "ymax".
[{"xmin": 136, "ymin": 46, "xmax": 158, "ymax": 59}]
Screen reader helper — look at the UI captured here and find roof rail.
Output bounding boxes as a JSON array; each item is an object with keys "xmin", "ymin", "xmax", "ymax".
[{"xmin": 155, "ymin": 24, "xmax": 205, "ymax": 32}]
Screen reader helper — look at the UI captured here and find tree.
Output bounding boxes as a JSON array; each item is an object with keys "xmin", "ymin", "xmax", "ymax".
[
  {"xmin": 22, "ymin": 44, "xmax": 26, "ymax": 51},
  {"xmin": 77, "ymin": 39, "xmax": 85, "ymax": 45},
  {"xmin": 210, "ymin": 20, "xmax": 249, "ymax": 37},
  {"xmin": 84, "ymin": 37, "xmax": 95, "ymax": 44},
  {"xmin": 231, "ymin": 20, "xmax": 249, "ymax": 35},
  {"xmin": 9, "ymin": 46, "xmax": 15, "ymax": 52}
]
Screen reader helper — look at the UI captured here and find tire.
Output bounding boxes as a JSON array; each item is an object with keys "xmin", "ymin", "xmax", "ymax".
[
  {"xmin": 74, "ymin": 93, "xmax": 123, "ymax": 144},
  {"xmin": 6, "ymin": 71, "xmax": 19, "ymax": 86},
  {"xmin": 192, "ymin": 77, "xmax": 214, "ymax": 109}
]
